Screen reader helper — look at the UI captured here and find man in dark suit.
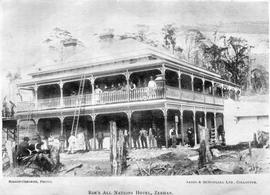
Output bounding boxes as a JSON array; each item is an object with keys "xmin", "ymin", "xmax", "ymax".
[
  {"xmin": 97, "ymin": 131, "xmax": 104, "ymax": 150},
  {"xmin": 16, "ymin": 137, "xmax": 30, "ymax": 165}
]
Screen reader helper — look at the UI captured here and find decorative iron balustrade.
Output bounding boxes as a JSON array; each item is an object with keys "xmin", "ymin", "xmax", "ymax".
[
  {"xmin": 214, "ymin": 96, "xmax": 224, "ymax": 105},
  {"xmin": 166, "ymin": 86, "xmax": 180, "ymax": 99},
  {"xmin": 63, "ymin": 94, "xmax": 92, "ymax": 108},
  {"xmin": 205, "ymin": 94, "xmax": 214, "ymax": 104},
  {"xmin": 194, "ymin": 92, "xmax": 205, "ymax": 103},
  {"xmin": 16, "ymin": 85, "xmax": 225, "ymax": 112},
  {"xmin": 16, "ymin": 101, "xmax": 35, "ymax": 112},
  {"xmin": 37, "ymin": 97, "xmax": 61, "ymax": 110},
  {"xmin": 181, "ymin": 89, "xmax": 194, "ymax": 101}
]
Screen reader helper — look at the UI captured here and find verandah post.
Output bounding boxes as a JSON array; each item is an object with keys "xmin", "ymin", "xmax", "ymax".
[
  {"xmin": 59, "ymin": 80, "xmax": 64, "ymax": 107},
  {"xmin": 214, "ymin": 112, "xmax": 217, "ymax": 144},
  {"xmin": 180, "ymin": 110, "xmax": 185, "ymax": 146},
  {"xmin": 127, "ymin": 111, "xmax": 132, "ymax": 149},
  {"xmin": 34, "ymin": 83, "xmax": 38, "ymax": 110},
  {"xmin": 163, "ymin": 108, "xmax": 168, "ymax": 148},
  {"xmin": 178, "ymin": 70, "xmax": 182, "ymax": 99},
  {"xmin": 125, "ymin": 70, "xmax": 130, "ymax": 102},
  {"xmin": 193, "ymin": 107, "xmax": 197, "ymax": 145},
  {"xmin": 92, "ymin": 114, "xmax": 96, "ymax": 150}
]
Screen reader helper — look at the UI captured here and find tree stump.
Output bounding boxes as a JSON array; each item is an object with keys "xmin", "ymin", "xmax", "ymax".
[
  {"xmin": 198, "ymin": 125, "xmax": 212, "ymax": 168},
  {"xmin": 110, "ymin": 121, "xmax": 118, "ymax": 175},
  {"xmin": 110, "ymin": 121, "xmax": 127, "ymax": 176}
]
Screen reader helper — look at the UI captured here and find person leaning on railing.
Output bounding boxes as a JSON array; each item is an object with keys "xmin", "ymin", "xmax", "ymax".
[
  {"xmin": 130, "ymin": 81, "xmax": 136, "ymax": 90},
  {"xmin": 121, "ymin": 82, "xmax": 128, "ymax": 91},
  {"xmin": 148, "ymin": 76, "xmax": 157, "ymax": 99},
  {"xmin": 129, "ymin": 81, "xmax": 136, "ymax": 100},
  {"xmin": 117, "ymin": 83, "xmax": 122, "ymax": 90},
  {"xmin": 94, "ymin": 85, "xmax": 103, "ymax": 103},
  {"xmin": 110, "ymin": 83, "xmax": 116, "ymax": 91}
]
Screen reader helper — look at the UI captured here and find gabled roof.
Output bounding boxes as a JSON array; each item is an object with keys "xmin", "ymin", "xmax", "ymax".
[
  {"xmin": 29, "ymin": 38, "xmax": 221, "ymax": 79},
  {"xmin": 32, "ymin": 39, "xmax": 159, "ymax": 72}
]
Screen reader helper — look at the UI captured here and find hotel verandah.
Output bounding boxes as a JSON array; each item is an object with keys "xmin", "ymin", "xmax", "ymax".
[{"xmin": 15, "ymin": 35, "xmax": 240, "ymax": 149}]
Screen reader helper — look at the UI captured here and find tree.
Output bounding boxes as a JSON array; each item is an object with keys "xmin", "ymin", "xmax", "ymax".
[
  {"xmin": 250, "ymin": 66, "xmax": 269, "ymax": 94},
  {"xmin": 202, "ymin": 44, "xmax": 228, "ymax": 74},
  {"xmin": 162, "ymin": 24, "xmax": 177, "ymax": 53},
  {"xmin": 184, "ymin": 29, "xmax": 207, "ymax": 63},
  {"xmin": 6, "ymin": 70, "xmax": 22, "ymax": 101},
  {"xmin": 221, "ymin": 36, "xmax": 250, "ymax": 88},
  {"xmin": 184, "ymin": 29, "xmax": 251, "ymax": 88},
  {"xmin": 6, "ymin": 71, "xmax": 21, "ymax": 83}
]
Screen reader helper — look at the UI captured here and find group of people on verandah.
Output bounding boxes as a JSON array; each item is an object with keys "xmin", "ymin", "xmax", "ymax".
[
  {"xmin": 93, "ymin": 76, "xmax": 159, "ymax": 102},
  {"xmin": 94, "ymin": 76, "xmax": 158, "ymax": 93}
]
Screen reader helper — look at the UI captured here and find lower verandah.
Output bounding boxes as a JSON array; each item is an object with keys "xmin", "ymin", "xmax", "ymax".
[{"xmin": 17, "ymin": 109, "xmax": 224, "ymax": 150}]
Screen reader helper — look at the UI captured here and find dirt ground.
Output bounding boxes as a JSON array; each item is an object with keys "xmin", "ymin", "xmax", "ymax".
[
  {"xmin": 3, "ymin": 146, "xmax": 270, "ymax": 177},
  {"xmin": 125, "ymin": 146, "xmax": 270, "ymax": 176}
]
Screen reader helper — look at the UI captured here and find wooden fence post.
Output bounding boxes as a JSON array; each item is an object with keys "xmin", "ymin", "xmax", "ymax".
[
  {"xmin": 110, "ymin": 121, "xmax": 117, "ymax": 175},
  {"xmin": 110, "ymin": 121, "xmax": 126, "ymax": 176}
]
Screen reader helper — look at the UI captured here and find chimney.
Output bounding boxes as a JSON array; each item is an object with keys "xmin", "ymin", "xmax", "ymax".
[
  {"xmin": 99, "ymin": 32, "xmax": 114, "ymax": 43},
  {"xmin": 62, "ymin": 38, "xmax": 78, "ymax": 61},
  {"xmin": 63, "ymin": 38, "xmax": 78, "ymax": 47}
]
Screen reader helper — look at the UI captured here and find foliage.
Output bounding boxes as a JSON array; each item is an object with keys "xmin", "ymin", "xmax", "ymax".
[
  {"xmin": 185, "ymin": 29, "xmax": 208, "ymax": 64},
  {"xmin": 250, "ymin": 66, "xmax": 269, "ymax": 93},
  {"xmin": 162, "ymin": 24, "xmax": 177, "ymax": 53},
  {"xmin": 6, "ymin": 71, "xmax": 21, "ymax": 83},
  {"xmin": 184, "ymin": 29, "xmax": 251, "ymax": 88},
  {"xmin": 221, "ymin": 37, "xmax": 250, "ymax": 88}
]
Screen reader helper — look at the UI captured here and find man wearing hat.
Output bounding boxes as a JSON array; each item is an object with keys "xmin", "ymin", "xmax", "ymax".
[{"xmin": 16, "ymin": 137, "xmax": 30, "ymax": 165}]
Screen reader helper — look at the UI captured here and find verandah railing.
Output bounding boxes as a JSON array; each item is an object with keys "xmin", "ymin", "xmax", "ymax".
[
  {"xmin": 37, "ymin": 97, "xmax": 61, "ymax": 110},
  {"xmin": 16, "ymin": 86, "xmax": 224, "ymax": 111},
  {"xmin": 166, "ymin": 86, "xmax": 180, "ymax": 99}
]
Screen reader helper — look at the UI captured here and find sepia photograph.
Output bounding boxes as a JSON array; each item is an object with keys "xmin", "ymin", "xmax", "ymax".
[{"xmin": 0, "ymin": 0, "xmax": 269, "ymax": 194}]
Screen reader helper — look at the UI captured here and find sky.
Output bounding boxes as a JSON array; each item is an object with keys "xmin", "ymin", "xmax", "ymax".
[{"xmin": 0, "ymin": 0, "xmax": 269, "ymax": 98}]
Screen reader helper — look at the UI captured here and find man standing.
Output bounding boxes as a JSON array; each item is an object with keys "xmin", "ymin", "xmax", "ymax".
[
  {"xmin": 94, "ymin": 85, "xmax": 103, "ymax": 103},
  {"xmin": 84, "ymin": 130, "xmax": 91, "ymax": 151},
  {"xmin": 172, "ymin": 129, "xmax": 177, "ymax": 148},
  {"xmin": 217, "ymin": 125, "xmax": 225, "ymax": 145},
  {"xmin": 139, "ymin": 128, "xmax": 148, "ymax": 149},
  {"xmin": 148, "ymin": 76, "xmax": 157, "ymax": 98},
  {"xmin": 59, "ymin": 134, "xmax": 65, "ymax": 153},
  {"xmin": 97, "ymin": 131, "xmax": 104, "ymax": 150},
  {"xmin": 156, "ymin": 128, "xmax": 162, "ymax": 148},
  {"xmin": 123, "ymin": 128, "xmax": 129, "ymax": 147},
  {"xmin": 169, "ymin": 126, "xmax": 174, "ymax": 147},
  {"xmin": 132, "ymin": 128, "xmax": 140, "ymax": 149},
  {"xmin": 148, "ymin": 128, "xmax": 155, "ymax": 148},
  {"xmin": 187, "ymin": 128, "xmax": 194, "ymax": 147},
  {"xmin": 169, "ymin": 127, "xmax": 177, "ymax": 148},
  {"xmin": 68, "ymin": 133, "xmax": 76, "ymax": 154}
]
